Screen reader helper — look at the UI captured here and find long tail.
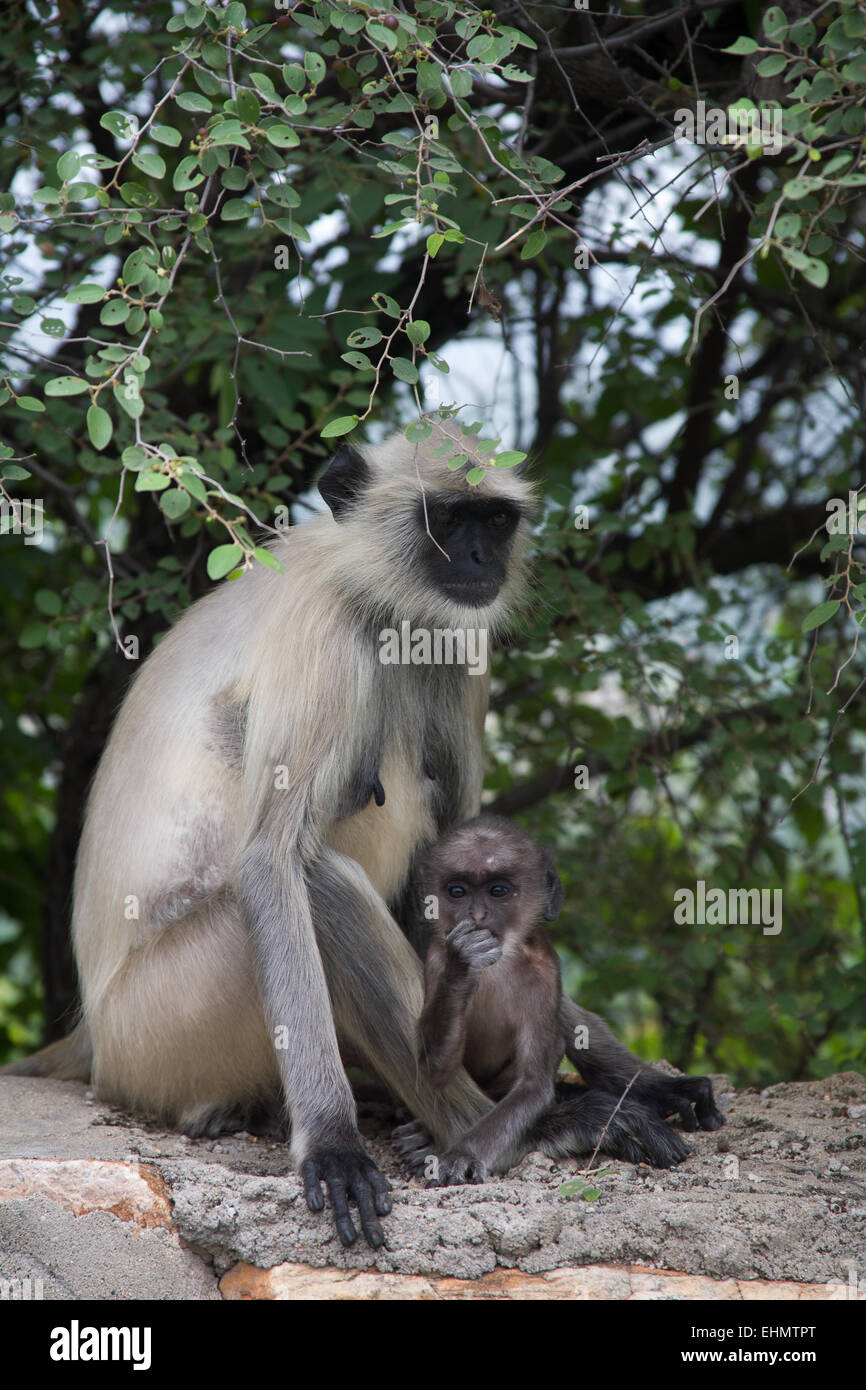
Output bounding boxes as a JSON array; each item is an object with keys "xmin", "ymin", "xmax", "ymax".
[{"xmin": 0, "ymin": 1023, "xmax": 91, "ymax": 1081}]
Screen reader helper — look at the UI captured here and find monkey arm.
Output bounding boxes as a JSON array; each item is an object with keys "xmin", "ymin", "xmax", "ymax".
[
  {"xmin": 428, "ymin": 972, "xmax": 562, "ymax": 1184},
  {"xmin": 236, "ymin": 830, "xmax": 393, "ymax": 1249},
  {"xmin": 417, "ymin": 940, "xmax": 479, "ymax": 1088}
]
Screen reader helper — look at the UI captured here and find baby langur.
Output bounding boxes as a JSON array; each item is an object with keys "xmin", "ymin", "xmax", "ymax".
[
  {"xmin": 396, "ymin": 815, "xmax": 720, "ymax": 1185},
  {"xmin": 408, "ymin": 814, "xmax": 564, "ymax": 1184}
]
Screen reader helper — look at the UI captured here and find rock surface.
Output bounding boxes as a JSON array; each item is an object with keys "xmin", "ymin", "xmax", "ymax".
[{"xmin": 1, "ymin": 1071, "xmax": 864, "ymax": 1299}]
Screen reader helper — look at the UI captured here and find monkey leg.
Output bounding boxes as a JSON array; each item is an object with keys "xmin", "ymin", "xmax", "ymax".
[
  {"xmin": 533, "ymin": 1087, "xmax": 690, "ymax": 1168},
  {"xmin": 87, "ymin": 891, "xmax": 281, "ymax": 1136},
  {"xmin": 560, "ymin": 997, "xmax": 724, "ymax": 1132},
  {"xmin": 308, "ymin": 850, "xmax": 493, "ymax": 1149}
]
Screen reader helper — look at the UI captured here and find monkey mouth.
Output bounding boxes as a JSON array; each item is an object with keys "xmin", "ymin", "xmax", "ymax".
[{"xmin": 438, "ymin": 580, "xmax": 501, "ymax": 606}]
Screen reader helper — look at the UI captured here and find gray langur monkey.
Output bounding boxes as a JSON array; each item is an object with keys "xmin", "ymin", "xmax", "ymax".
[
  {"xmin": 4, "ymin": 429, "xmax": 722, "ymax": 1246},
  {"xmin": 394, "ymin": 817, "xmax": 723, "ymax": 1184}
]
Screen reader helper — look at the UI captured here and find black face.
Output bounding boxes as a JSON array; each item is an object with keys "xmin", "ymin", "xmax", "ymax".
[
  {"xmin": 440, "ymin": 873, "xmax": 520, "ymax": 941},
  {"xmin": 420, "ymin": 496, "xmax": 520, "ymax": 606}
]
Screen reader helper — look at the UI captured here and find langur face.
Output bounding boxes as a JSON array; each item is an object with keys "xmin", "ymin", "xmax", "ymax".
[
  {"xmin": 418, "ymin": 496, "xmax": 522, "ymax": 607},
  {"xmin": 438, "ymin": 867, "xmax": 522, "ymax": 943}
]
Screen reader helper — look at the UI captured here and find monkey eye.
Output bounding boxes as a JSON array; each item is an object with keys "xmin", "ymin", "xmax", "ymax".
[
  {"xmin": 439, "ymin": 510, "xmax": 456, "ymax": 527},
  {"xmin": 490, "ymin": 513, "xmax": 508, "ymax": 528},
  {"xmin": 447, "ymin": 884, "xmax": 467, "ymax": 898},
  {"xmin": 489, "ymin": 883, "xmax": 509, "ymax": 897}
]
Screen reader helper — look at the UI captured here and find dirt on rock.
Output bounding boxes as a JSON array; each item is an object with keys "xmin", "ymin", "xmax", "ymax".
[{"xmin": 2, "ymin": 1070, "xmax": 864, "ymax": 1289}]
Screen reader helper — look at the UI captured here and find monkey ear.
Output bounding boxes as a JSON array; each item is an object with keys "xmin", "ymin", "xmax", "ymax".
[
  {"xmin": 541, "ymin": 850, "xmax": 564, "ymax": 921},
  {"xmin": 318, "ymin": 443, "xmax": 371, "ymax": 521}
]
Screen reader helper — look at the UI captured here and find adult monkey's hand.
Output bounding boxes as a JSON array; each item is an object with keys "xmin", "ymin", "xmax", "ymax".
[{"xmin": 301, "ymin": 1145, "xmax": 393, "ymax": 1247}]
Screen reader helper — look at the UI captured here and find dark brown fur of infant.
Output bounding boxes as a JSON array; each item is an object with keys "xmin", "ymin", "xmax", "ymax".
[{"xmin": 393, "ymin": 815, "xmax": 724, "ymax": 1185}]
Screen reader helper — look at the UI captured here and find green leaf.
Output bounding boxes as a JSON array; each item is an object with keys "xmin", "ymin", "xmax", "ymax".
[
  {"xmin": 266, "ymin": 125, "xmax": 300, "ymax": 148},
  {"xmin": 132, "ymin": 150, "xmax": 166, "ymax": 179},
  {"xmin": 57, "ymin": 150, "xmax": 81, "ymax": 181},
  {"xmin": 121, "ymin": 445, "xmax": 148, "ymax": 470},
  {"xmin": 35, "ymin": 588, "xmax": 62, "ymax": 615},
  {"xmin": 450, "ymin": 69, "xmax": 473, "ymax": 99},
  {"xmin": 372, "ymin": 292, "xmax": 400, "ymax": 318},
  {"xmin": 0, "ymin": 464, "xmax": 31, "ymax": 480},
  {"xmin": 114, "ymin": 380, "xmax": 144, "ymax": 419},
  {"xmin": 466, "ymin": 466, "xmax": 486, "ymax": 486},
  {"xmin": 282, "ymin": 63, "xmax": 306, "ymax": 92},
  {"xmin": 176, "ymin": 91, "xmax": 212, "ymax": 112},
  {"xmin": 346, "ymin": 327, "xmax": 382, "ymax": 348},
  {"xmin": 135, "ymin": 468, "xmax": 170, "ymax": 491},
  {"xmin": 252, "ymin": 71, "xmax": 279, "ymax": 99},
  {"xmin": 178, "ymin": 470, "xmax": 207, "ymax": 503},
  {"xmin": 100, "ymin": 299, "xmax": 130, "ymax": 325},
  {"xmin": 366, "ymin": 20, "xmax": 397, "ymax": 51},
  {"xmin": 558, "ymin": 1179, "xmax": 601, "ymax": 1201},
  {"xmin": 784, "ymin": 176, "xmax": 822, "ymax": 199},
  {"xmin": 253, "ymin": 547, "xmax": 284, "ymax": 572},
  {"xmin": 494, "ymin": 450, "xmax": 526, "ymax": 469},
  {"xmin": 236, "ymin": 88, "xmax": 261, "ymax": 124},
  {"xmin": 406, "ymin": 320, "xmax": 430, "ymax": 345},
  {"xmin": 426, "ymin": 232, "xmax": 444, "ymax": 258},
  {"xmin": 16, "ymin": 396, "xmax": 46, "ymax": 412},
  {"xmin": 723, "ymin": 36, "xmax": 759, "ymax": 55},
  {"xmin": 221, "ymin": 199, "xmax": 251, "ymax": 221},
  {"xmin": 756, "ymin": 54, "xmax": 787, "ymax": 77},
  {"xmin": 799, "ymin": 257, "xmax": 828, "ymax": 288},
  {"xmin": 44, "ymin": 376, "xmax": 89, "ymax": 396},
  {"xmin": 521, "ymin": 228, "xmax": 548, "ymax": 260},
  {"xmin": 207, "ymin": 543, "xmax": 244, "ymax": 580},
  {"xmin": 67, "ymin": 283, "xmax": 106, "ymax": 304},
  {"xmin": 86, "ymin": 404, "xmax": 113, "ymax": 450},
  {"xmin": 160, "ymin": 488, "xmax": 191, "ymax": 520},
  {"xmin": 173, "ymin": 156, "xmax": 204, "ymax": 191},
  {"xmin": 321, "ymin": 415, "xmax": 358, "ymax": 438},
  {"xmin": 406, "ymin": 421, "xmax": 433, "ymax": 443},
  {"xmin": 305, "ymin": 51, "xmax": 327, "ymax": 83},
  {"xmin": 763, "ymin": 6, "xmax": 788, "ymax": 40},
  {"xmin": 801, "ymin": 600, "xmax": 840, "ymax": 632},
  {"xmin": 19, "ymin": 624, "xmax": 50, "ymax": 649},
  {"xmin": 341, "ymin": 351, "xmax": 372, "ymax": 370},
  {"xmin": 100, "ymin": 110, "xmax": 137, "ymax": 139},
  {"xmin": 152, "ymin": 124, "xmax": 182, "ymax": 147},
  {"xmin": 391, "ymin": 357, "xmax": 419, "ymax": 385}
]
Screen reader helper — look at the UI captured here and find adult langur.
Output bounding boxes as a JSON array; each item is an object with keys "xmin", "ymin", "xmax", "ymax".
[{"xmin": 4, "ymin": 430, "xmax": 721, "ymax": 1246}]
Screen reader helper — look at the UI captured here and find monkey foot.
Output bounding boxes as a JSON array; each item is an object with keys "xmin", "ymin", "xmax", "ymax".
[
  {"xmin": 392, "ymin": 1119, "xmax": 435, "ymax": 1175},
  {"xmin": 424, "ymin": 1149, "xmax": 487, "ymax": 1186},
  {"xmin": 630, "ymin": 1072, "xmax": 725, "ymax": 1133}
]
